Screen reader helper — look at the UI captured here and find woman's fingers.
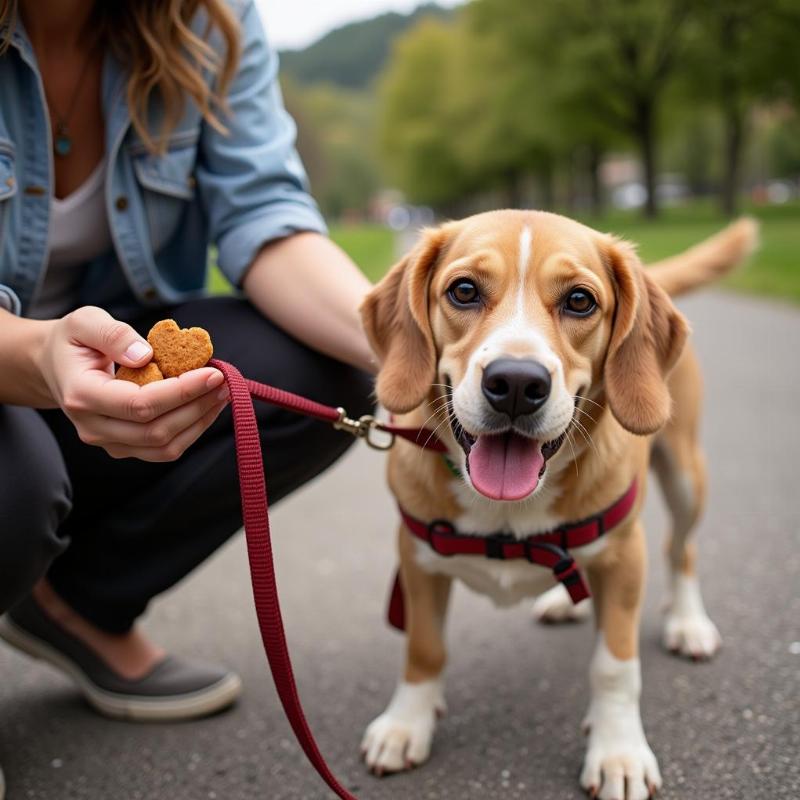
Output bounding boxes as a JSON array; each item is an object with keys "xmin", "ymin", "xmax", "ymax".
[
  {"xmin": 63, "ymin": 306, "xmax": 153, "ymax": 367},
  {"xmin": 65, "ymin": 366, "xmax": 225, "ymax": 422},
  {"xmin": 103, "ymin": 399, "xmax": 229, "ymax": 462},
  {"xmin": 76, "ymin": 384, "xmax": 229, "ymax": 449}
]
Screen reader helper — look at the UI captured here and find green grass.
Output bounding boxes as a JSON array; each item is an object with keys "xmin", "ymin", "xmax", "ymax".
[
  {"xmin": 208, "ymin": 203, "xmax": 799, "ymax": 304},
  {"xmin": 206, "ymin": 223, "xmax": 396, "ymax": 294},
  {"xmin": 329, "ymin": 223, "xmax": 396, "ymax": 282},
  {"xmin": 577, "ymin": 201, "xmax": 800, "ymax": 305},
  {"xmin": 207, "ymin": 253, "xmax": 233, "ymax": 295}
]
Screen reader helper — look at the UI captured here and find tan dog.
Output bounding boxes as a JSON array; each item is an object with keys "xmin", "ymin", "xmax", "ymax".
[{"xmin": 359, "ymin": 211, "xmax": 757, "ymax": 800}]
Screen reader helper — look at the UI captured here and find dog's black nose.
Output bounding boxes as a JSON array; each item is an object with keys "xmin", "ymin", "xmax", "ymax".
[{"xmin": 481, "ymin": 358, "xmax": 552, "ymax": 418}]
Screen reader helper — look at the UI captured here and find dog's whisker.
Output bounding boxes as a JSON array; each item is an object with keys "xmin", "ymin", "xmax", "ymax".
[
  {"xmin": 573, "ymin": 393, "xmax": 604, "ymax": 411},
  {"xmin": 419, "ymin": 394, "xmax": 451, "ymax": 418},
  {"xmin": 564, "ymin": 417, "xmax": 591, "ymax": 452},
  {"xmin": 571, "ymin": 416, "xmax": 595, "ymax": 442},
  {"xmin": 419, "ymin": 408, "xmax": 456, "ymax": 452},
  {"xmin": 569, "ymin": 417, "xmax": 592, "ymax": 447},
  {"xmin": 406, "ymin": 407, "xmax": 451, "ymax": 466},
  {"xmin": 573, "ymin": 406, "xmax": 598, "ymax": 425},
  {"xmin": 565, "ymin": 427, "xmax": 580, "ymax": 478},
  {"xmin": 418, "ymin": 399, "xmax": 451, "ymax": 432},
  {"xmin": 570, "ymin": 417, "xmax": 599, "ymax": 459}
]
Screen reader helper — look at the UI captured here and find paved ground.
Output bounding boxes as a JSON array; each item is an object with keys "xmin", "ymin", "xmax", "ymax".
[{"xmin": 1, "ymin": 290, "xmax": 799, "ymax": 800}]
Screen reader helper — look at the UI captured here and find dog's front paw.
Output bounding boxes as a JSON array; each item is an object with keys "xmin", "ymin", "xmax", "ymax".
[
  {"xmin": 361, "ymin": 679, "xmax": 444, "ymax": 775},
  {"xmin": 580, "ymin": 708, "xmax": 661, "ymax": 800},
  {"xmin": 663, "ymin": 575, "xmax": 721, "ymax": 660},
  {"xmin": 531, "ymin": 583, "xmax": 592, "ymax": 624}
]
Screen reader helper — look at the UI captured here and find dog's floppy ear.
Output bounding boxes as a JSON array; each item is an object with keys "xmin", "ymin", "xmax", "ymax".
[
  {"xmin": 360, "ymin": 227, "xmax": 448, "ymax": 413},
  {"xmin": 603, "ymin": 236, "xmax": 690, "ymax": 435}
]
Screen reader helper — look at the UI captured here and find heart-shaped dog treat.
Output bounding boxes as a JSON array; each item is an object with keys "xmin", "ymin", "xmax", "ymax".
[
  {"xmin": 147, "ymin": 319, "xmax": 214, "ymax": 378},
  {"xmin": 116, "ymin": 362, "xmax": 164, "ymax": 385}
]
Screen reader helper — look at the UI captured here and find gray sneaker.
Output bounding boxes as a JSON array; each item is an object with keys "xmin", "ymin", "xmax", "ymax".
[{"xmin": 0, "ymin": 596, "xmax": 241, "ymax": 722}]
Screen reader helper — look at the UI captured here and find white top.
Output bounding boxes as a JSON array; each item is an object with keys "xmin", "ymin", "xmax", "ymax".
[{"xmin": 29, "ymin": 159, "xmax": 114, "ymax": 320}]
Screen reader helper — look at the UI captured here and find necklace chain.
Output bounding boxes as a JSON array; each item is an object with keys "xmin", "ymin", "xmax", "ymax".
[{"xmin": 42, "ymin": 34, "xmax": 102, "ymax": 158}]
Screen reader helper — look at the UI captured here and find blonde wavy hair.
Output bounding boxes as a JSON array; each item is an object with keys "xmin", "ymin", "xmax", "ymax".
[{"xmin": 0, "ymin": 0, "xmax": 241, "ymax": 153}]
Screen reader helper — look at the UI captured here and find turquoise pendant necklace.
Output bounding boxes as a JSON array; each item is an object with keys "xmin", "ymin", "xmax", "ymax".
[
  {"xmin": 54, "ymin": 122, "xmax": 73, "ymax": 157},
  {"xmin": 45, "ymin": 38, "xmax": 100, "ymax": 159}
]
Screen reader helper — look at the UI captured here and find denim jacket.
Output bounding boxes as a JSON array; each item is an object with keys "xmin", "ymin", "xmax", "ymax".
[{"xmin": 0, "ymin": 1, "xmax": 326, "ymax": 317}]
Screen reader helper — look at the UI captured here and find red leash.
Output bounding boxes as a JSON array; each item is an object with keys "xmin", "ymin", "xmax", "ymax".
[
  {"xmin": 244, "ymin": 371, "xmax": 447, "ymax": 454},
  {"xmin": 210, "ymin": 359, "xmax": 445, "ymax": 799}
]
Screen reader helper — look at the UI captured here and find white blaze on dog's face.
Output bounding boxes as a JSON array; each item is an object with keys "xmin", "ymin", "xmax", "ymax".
[{"xmin": 361, "ymin": 210, "xmax": 688, "ymax": 504}]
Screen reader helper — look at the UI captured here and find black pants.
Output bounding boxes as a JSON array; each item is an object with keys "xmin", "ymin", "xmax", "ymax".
[{"xmin": 0, "ymin": 297, "xmax": 373, "ymax": 632}]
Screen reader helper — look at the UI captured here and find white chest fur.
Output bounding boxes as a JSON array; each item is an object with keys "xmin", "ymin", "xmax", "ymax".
[{"xmin": 411, "ymin": 476, "xmax": 607, "ymax": 608}]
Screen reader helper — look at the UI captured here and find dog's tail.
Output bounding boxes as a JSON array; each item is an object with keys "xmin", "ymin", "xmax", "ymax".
[{"xmin": 646, "ymin": 217, "xmax": 759, "ymax": 298}]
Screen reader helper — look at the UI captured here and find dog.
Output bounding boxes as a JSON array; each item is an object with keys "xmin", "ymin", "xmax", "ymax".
[{"xmin": 358, "ymin": 210, "xmax": 758, "ymax": 799}]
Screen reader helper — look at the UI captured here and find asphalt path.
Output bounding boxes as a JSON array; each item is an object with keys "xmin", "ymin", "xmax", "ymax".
[{"xmin": 1, "ymin": 290, "xmax": 799, "ymax": 800}]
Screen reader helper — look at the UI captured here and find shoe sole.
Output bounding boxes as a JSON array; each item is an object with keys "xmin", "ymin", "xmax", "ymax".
[{"xmin": 0, "ymin": 616, "xmax": 241, "ymax": 722}]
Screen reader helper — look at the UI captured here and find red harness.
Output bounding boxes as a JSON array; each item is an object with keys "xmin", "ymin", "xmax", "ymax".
[
  {"xmin": 211, "ymin": 358, "xmax": 635, "ymax": 799},
  {"xmin": 388, "ymin": 481, "xmax": 638, "ymax": 631}
]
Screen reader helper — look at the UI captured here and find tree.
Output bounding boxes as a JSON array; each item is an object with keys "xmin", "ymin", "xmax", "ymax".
[
  {"xmin": 768, "ymin": 113, "xmax": 800, "ymax": 179},
  {"xmin": 464, "ymin": 0, "xmax": 628, "ymax": 215},
  {"xmin": 520, "ymin": 0, "xmax": 692, "ymax": 217},
  {"xmin": 377, "ymin": 0, "xmax": 799, "ymax": 217},
  {"xmin": 378, "ymin": 8, "xmax": 604, "ymax": 213},
  {"xmin": 282, "ymin": 78, "xmax": 383, "ymax": 218},
  {"xmin": 683, "ymin": 0, "xmax": 800, "ymax": 215},
  {"xmin": 378, "ymin": 18, "xmax": 473, "ymax": 209}
]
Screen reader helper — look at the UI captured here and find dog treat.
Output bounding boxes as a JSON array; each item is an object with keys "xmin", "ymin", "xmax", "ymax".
[
  {"xmin": 115, "ymin": 362, "xmax": 164, "ymax": 386},
  {"xmin": 116, "ymin": 319, "xmax": 213, "ymax": 383},
  {"xmin": 147, "ymin": 319, "xmax": 214, "ymax": 377}
]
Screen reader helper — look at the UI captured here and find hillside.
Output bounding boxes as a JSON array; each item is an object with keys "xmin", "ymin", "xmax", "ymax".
[{"xmin": 278, "ymin": 3, "xmax": 453, "ymax": 90}]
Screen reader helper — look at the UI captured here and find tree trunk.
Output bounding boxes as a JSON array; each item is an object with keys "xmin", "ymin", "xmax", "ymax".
[
  {"xmin": 564, "ymin": 152, "xmax": 577, "ymax": 213},
  {"xmin": 685, "ymin": 121, "xmax": 712, "ymax": 198},
  {"xmin": 720, "ymin": 108, "xmax": 743, "ymax": 217},
  {"xmin": 635, "ymin": 98, "xmax": 658, "ymax": 218},
  {"xmin": 538, "ymin": 159, "xmax": 555, "ymax": 210},
  {"xmin": 504, "ymin": 167, "xmax": 524, "ymax": 209},
  {"xmin": 588, "ymin": 141, "xmax": 604, "ymax": 217},
  {"xmin": 718, "ymin": 11, "xmax": 745, "ymax": 218}
]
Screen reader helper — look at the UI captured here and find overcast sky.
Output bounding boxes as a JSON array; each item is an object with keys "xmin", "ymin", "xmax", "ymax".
[{"xmin": 256, "ymin": 0, "xmax": 462, "ymax": 50}]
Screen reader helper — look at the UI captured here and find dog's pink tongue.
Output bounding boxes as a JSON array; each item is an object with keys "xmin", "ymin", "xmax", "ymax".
[{"xmin": 467, "ymin": 432, "xmax": 544, "ymax": 501}]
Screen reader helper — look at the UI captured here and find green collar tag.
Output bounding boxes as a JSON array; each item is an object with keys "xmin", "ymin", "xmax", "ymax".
[{"xmin": 442, "ymin": 454, "xmax": 462, "ymax": 479}]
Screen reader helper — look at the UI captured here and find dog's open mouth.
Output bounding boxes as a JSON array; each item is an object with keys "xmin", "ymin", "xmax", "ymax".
[
  {"xmin": 455, "ymin": 428, "xmax": 566, "ymax": 501},
  {"xmin": 445, "ymin": 384, "xmax": 568, "ymax": 501}
]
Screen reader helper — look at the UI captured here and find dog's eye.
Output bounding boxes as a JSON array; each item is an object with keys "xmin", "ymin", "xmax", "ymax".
[
  {"xmin": 447, "ymin": 279, "xmax": 481, "ymax": 307},
  {"xmin": 563, "ymin": 289, "xmax": 597, "ymax": 317}
]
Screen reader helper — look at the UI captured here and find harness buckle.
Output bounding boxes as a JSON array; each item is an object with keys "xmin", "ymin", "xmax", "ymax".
[
  {"xmin": 554, "ymin": 557, "xmax": 579, "ymax": 583},
  {"xmin": 554, "ymin": 558, "xmax": 591, "ymax": 604},
  {"xmin": 484, "ymin": 532, "xmax": 516, "ymax": 560},
  {"xmin": 333, "ymin": 409, "xmax": 395, "ymax": 451},
  {"xmin": 429, "ymin": 519, "xmax": 456, "ymax": 536},
  {"xmin": 427, "ymin": 519, "xmax": 456, "ymax": 555}
]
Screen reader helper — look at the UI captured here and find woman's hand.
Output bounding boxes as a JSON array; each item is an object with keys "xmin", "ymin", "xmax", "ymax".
[{"xmin": 38, "ymin": 306, "xmax": 228, "ymax": 462}]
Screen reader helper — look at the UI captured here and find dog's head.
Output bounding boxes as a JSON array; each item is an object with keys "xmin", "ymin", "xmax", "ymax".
[{"xmin": 361, "ymin": 210, "xmax": 688, "ymax": 502}]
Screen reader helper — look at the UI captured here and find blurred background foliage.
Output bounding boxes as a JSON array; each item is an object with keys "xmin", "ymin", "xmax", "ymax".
[{"xmin": 265, "ymin": 0, "xmax": 800, "ymax": 300}]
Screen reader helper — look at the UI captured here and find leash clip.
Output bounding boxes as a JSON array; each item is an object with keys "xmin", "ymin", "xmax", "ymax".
[{"xmin": 333, "ymin": 408, "xmax": 395, "ymax": 451}]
